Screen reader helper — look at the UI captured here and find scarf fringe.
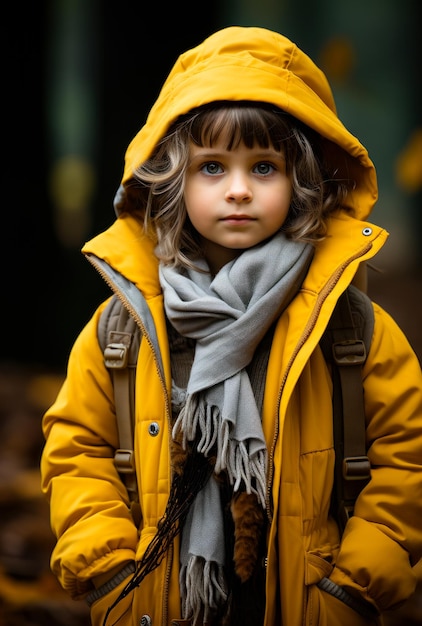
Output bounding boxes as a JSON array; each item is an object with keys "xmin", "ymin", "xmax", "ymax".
[
  {"xmin": 181, "ymin": 556, "xmax": 228, "ymax": 624},
  {"xmin": 173, "ymin": 395, "xmax": 267, "ymax": 508},
  {"xmin": 225, "ymin": 444, "xmax": 267, "ymax": 509},
  {"xmin": 173, "ymin": 394, "xmax": 219, "ymax": 453}
]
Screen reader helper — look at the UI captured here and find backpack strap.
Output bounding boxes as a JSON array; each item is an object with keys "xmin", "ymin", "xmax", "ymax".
[
  {"xmin": 321, "ymin": 285, "xmax": 373, "ymax": 532},
  {"xmin": 98, "ymin": 296, "xmax": 142, "ymax": 517}
]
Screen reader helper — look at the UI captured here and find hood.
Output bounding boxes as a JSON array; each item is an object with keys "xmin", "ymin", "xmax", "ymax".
[{"xmin": 116, "ymin": 26, "xmax": 378, "ymax": 221}]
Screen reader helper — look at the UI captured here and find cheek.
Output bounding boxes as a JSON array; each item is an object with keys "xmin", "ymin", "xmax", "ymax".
[
  {"xmin": 184, "ymin": 195, "xmax": 202, "ymax": 224},
  {"xmin": 184, "ymin": 182, "xmax": 215, "ymax": 225},
  {"xmin": 269, "ymin": 183, "xmax": 292, "ymax": 225},
  {"xmin": 184, "ymin": 181, "xmax": 201, "ymax": 215},
  {"xmin": 184, "ymin": 198, "xmax": 208, "ymax": 234}
]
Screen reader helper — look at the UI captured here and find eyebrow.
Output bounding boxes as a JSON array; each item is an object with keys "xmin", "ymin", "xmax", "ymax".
[{"xmin": 189, "ymin": 147, "xmax": 285, "ymax": 160}]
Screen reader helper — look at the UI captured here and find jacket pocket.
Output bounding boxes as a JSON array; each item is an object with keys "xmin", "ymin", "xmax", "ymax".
[
  {"xmin": 306, "ymin": 583, "xmax": 381, "ymax": 626},
  {"xmin": 305, "ymin": 550, "xmax": 334, "ymax": 585},
  {"xmin": 89, "ymin": 572, "xmax": 135, "ymax": 626}
]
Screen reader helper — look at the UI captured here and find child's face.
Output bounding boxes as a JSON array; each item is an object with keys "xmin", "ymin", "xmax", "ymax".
[{"xmin": 184, "ymin": 137, "xmax": 292, "ymax": 274}]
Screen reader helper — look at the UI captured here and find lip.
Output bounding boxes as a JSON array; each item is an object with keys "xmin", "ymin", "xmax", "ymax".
[{"xmin": 222, "ymin": 214, "xmax": 255, "ymax": 223}]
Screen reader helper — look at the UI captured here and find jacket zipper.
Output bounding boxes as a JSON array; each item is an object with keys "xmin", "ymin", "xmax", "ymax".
[
  {"xmin": 265, "ymin": 246, "xmax": 372, "ymax": 520},
  {"xmin": 85, "ymin": 253, "xmax": 170, "ymax": 407},
  {"xmin": 86, "ymin": 253, "xmax": 174, "ymax": 623}
]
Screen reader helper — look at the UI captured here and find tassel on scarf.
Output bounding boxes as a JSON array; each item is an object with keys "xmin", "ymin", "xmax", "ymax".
[
  {"xmin": 180, "ymin": 556, "xmax": 228, "ymax": 624},
  {"xmin": 173, "ymin": 392, "xmax": 267, "ymax": 507}
]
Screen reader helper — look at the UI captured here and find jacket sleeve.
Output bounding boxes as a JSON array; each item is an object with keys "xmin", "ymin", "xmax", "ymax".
[
  {"xmin": 330, "ymin": 302, "xmax": 422, "ymax": 612},
  {"xmin": 40, "ymin": 302, "xmax": 139, "ymax": 599}
]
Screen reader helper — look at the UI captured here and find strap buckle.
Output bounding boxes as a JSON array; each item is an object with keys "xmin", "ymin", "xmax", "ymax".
[
  {"xmin": 343, "ymin": 455, "xmax": 371, "ymax": 480},
  {"xmin": 114, "ymin": 448, "xmax": 136, "ymax": 473},
  {"xmin": 104, "ymin": 342, "xmax": 129, "ymax": 368},
  {"xmin": 332, "ymin": 339, "xmax": 366, "ymax": 366}
]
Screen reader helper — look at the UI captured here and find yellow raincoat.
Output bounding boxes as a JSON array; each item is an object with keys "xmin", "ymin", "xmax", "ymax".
[{"xmin": 41, "ymin": 26, "xmax": 422, "ymax": 626}]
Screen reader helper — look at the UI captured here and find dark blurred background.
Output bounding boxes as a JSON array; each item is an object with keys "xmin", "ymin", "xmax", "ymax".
[{"xmin": 0, "ymin": 1, "xmax": 421, "ymax": 624}]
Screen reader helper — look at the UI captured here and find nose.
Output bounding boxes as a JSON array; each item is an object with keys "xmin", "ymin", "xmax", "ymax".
[{"xmin": 225, "ymin": 171, "xmax": 252, "ymax": 202}]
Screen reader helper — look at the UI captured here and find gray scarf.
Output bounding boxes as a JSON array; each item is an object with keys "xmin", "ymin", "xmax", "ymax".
[{"xmin": 159, "ymin": 232, "xmax": 313, "ymax": 623}]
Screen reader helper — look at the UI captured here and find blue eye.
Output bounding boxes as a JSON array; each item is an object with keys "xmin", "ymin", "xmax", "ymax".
[
  {"xmin": 201, "ymin": 162, "xmax": 222, "ymax": 175},
  {"xmin": 254, "ymin": 162, "xmax": 274, "ymax": 175}
]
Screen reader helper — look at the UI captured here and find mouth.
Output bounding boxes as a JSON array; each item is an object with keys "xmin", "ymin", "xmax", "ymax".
[{"xmin": 222, "ymin": 214, "xmax": 256, "ymax": 223}]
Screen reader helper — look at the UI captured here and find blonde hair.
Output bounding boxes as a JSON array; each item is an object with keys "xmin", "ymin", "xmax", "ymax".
[{"xmin": 132, "ymin": 102, "xmax": 351, "ymax": 268}]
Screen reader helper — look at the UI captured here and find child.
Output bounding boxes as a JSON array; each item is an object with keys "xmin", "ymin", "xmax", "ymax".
[{"xmin": 41, "ymin": 26, "xmax": 422, "ymax": 626}]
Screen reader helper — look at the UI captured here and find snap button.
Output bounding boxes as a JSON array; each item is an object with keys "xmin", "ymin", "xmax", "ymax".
[
  {"xmin": 362, "ymin": 227, "xmax": 372, "ymax": 236},
  {"xmin": 148, "ymin": 422, "xmax": 160, "ymax": 436},
  {"xmin": 140, "ymin": 615, "xmax": 152, "ymax": 626}
]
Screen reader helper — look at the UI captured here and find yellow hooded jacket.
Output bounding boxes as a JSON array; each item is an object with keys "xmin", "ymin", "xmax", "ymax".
[{"xmin": 41, "ymin": 26, "xmax": 422, "ymax": 626}]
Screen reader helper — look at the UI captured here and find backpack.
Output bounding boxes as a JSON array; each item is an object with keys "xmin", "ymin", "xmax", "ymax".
[{"xmin": 98, "ymin": 284, "xmax": 373, "ymax": 533}]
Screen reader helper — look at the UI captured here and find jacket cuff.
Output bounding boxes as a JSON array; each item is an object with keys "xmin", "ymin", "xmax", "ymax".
[{"xmin": 86, "ymin": 562, "xmax": 136, "ymax": 606}]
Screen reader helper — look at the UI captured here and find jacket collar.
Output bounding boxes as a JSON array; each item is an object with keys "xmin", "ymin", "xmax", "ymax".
[{"xmin": 82, "ymin": 212, "xmax": 387, "ymax": 306}]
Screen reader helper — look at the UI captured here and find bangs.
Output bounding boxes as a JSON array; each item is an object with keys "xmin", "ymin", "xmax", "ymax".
[{"xmin": 187, "ymin": 102, "xmax": 292, "ymax": 150}]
